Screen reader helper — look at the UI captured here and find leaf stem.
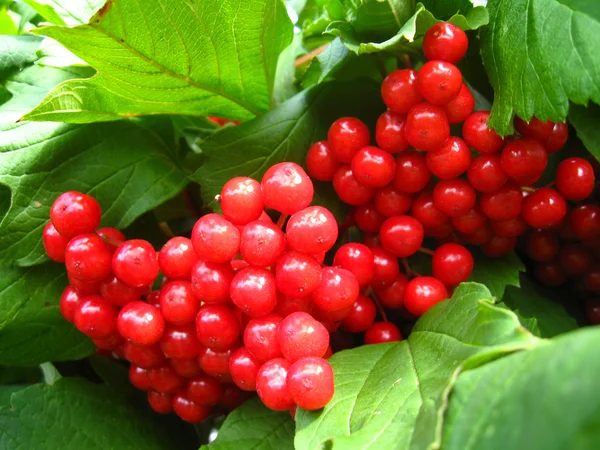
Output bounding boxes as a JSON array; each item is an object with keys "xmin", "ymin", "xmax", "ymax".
[
  {"xmin": 276, "ymin": 213, "xmax": 289, "ymax": 229},
  {"xmin": 295, "ymin": 44, "xmax": 329, "ymax": 67}
]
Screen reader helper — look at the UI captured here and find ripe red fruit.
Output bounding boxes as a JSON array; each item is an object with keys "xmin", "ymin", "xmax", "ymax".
[
  {"xmin": 462, "ymin": 111, "xmax": 504, "ymax": 153},
  {"xmin": 65, "ymin": 233, "xmax": 112, "ymax": 282},
  {"xmin": 123, "ymin": 342, "xmax": 165, "ymax": 369},
  {"xmin": 585, "ymin": 300, "xmax": 600, "ymax": 325},
  {"xmin": 416, "ymin": 60, "xmax": 462, "ymax": 105},
  {"xmin": 571, "ymin": 205, "xmax": 600, "ymax": 241},
  {"xmin": 379, "ymin": 215, "xmax": 424, "ymax": 258},
  {"xmin": 256, "ymin": 358, "xmax": 294, "ymax": 411},
  {"xmin": 244, "ymin": 313, "xmax": 283, "ymax": 361},
  {"xmin": 500, "ymin": 138, "xmax": 548, "ymax": 185},
  {"xmin": 240, "ymin": 220, "xmax": 285, "ymax": 266},
  {"xmin": 74, "ymin": 295, "xmax": 119, "ymax": 339},
  {"xmin": 432, "ymin": 243, "xmax": 474, "ymax": 286},
  {"xmin": 158, "ymin": 237, "xmax": 197, "ymax": 280},
  {"xmin": 172, "ymin": 391, "xmax": 211, "ymax": 423},
  {"xmin": 354, "ymin": 204, "xmax": 385, "ymax": 233},
  {"xmin": 312, "ymin": 267, "xmax": 360, "ymax": 312},
  {"xmin": 404, "ymin": 276, "xmax": 448, "ymax": 316},
  {"xmin": 371, "ymin": 246, "xmax": 400, "ymax": 286},
  {"xmin": 100, "ymin": 275, "xmax": 148, "ymax": 307},
  {"xmin": 333, "ymin": 165, "xmax": 375, "ymax": 205},
  {"xmin": 451, "ymin": 207, "xmax": 487, "ymax": 235},
  {"xmin": 342, "ymin": 294, "xmax": 376, "ymax": 333},
  {"xmin": 286, "ymin": 206, "xmax": 338, "ymax": 254},
  {"xmin": 333, "ymin": 243, "xmax": 375, "ymax": 288},
  {"xmin": 381, "ymin": 69, "xmax": 422, "ymax": 114},
  {"xmin": 67, "ymin": 275, "xmax": 101, "ymax": 296},
  {"xmin": 60, "ymin": 286, "xmax": 84, "ymax": 322},
  {"xmin": 425, "ymin": 137, "xmax": 471, "ymax": 179},
  {"xmin": 442, "ymin": 83, "xmax": 474, "ymax": 123},
  {"xmin": 433, "ymin": 178, "xmax": 477, "ymax": 218},
  {"xmin": 375, "ymin": 273, "xmax": 409, "ymax": 309},
  {"xmin": 160, "ymin": 280, "xmax": 201, "ymax": 324},
  {"xmin": 148, "ymin": 391, "xmax": 173, "ymax": 414},
  {"xmin": 514, "ymin": 116, "xmax": 553, "ymax": 142},
  {"xmin": 197, "ymin": 347, "xmax": 234, "ymax": 379},
  {"xmin": 192, "ymin": 214, "xmax": 240, "ymax": 263},
  {"xmin": 556, "ymin": 157, "xmax": 595, "ymax": 201},
  {"xmin": 404, "ymin": 103, "xmax": 450, "ymax": 152},
  {"xmin": 481, "ymin": 235, "xmax": 517, "ymax": 257},
  {"xmin": 196, "ymin": 305, "xmax": 241, "ymax": 351},
  {"xmin": 187, "ymin": 376, "xmax": 224, "ymax": 406},
  {"xmin": 112, "ymin": 239, "xmax": 158, "ymax": 288},
  {"xmin": 230, "ymin": 266, "xmax": 277, "ymax": 317},
  {"xmin": 306, "ymin": 141, "xmax": 340, "ymax": 181},
  {"xmin": 327, "ymin": 117, "xmax": 371, "ymax": 163},
  {"xmin": 525, "ymin": 230, "xmax": 560, "ymax": 262},
  {"xmin": 229, "ymin": 347, "xmax": 262, "ymax": 391},
  {"xmin": 393, "ymin": 150, "xmax": 431, "ymax": 193},
  {"xmin": 544, "ymin": 122, "xmax": 568, "ymax": 153},
  {"xmin": 190, "ymin": 261, "xmax": 233, "ymax": 305},
  {"xmin": 364, "ymin": 322, "xmax": 402, "ymax": 344},
  {"xmin": 118, "ymin": 301, "xmax": 165, "ymax": 346},
  {"xmin": 411, "ymin": 192, "xmax": 449, "ymax": 229},
  {"xmin": 220, "ymin": 176, "xmax": 263, "ymax": 225},
  {"xmin": 42, "ymin": 222, "xmax": 70, "ymax": 262},
  {"xmin": 375, "ymin": 111, "xmax": 409, "ymax": 154},
  {"xmin": 467, "ymin": 154, "xmax": 508, "ymax": 193},
  {"xmin": 558, "ymin": 243, "xmax": 594, "ymax": 277},
  {"xmin": 170, "ymin": 357, "xmax": 203, "ymax": 378},
  {"xmin": 423, "ymin": 22, "xmax": 468, "ymax": 63},
  {"xmin": 374, "ymin": 186, "xmax": 413, "ymax": 217},
  {"xmin": 129, "ymin": 365, "xmax": 151, "ymax": 391},
  {"xmin": 159, "ymin": 324, "xmax": 201, "ymax": 360},
  {"xmin": 287, "ymin": 357, "xmax": 334, "ymax": 410},
  {"xmin": 275, "ymin": 251, "xmax": 322, "ymax": 298},
  {"xmin": 351, "ymin": 146, "xmax": 396, "ymax": 188},
  {"xmin": 583, "ymin": 266, "xmax": 600, "ymax": 293},
  {"xmin": 491, "ymin": 216, "xmax": 528, "ymax": 237},
  {"xmin": 147, "ymin": 364, "xmax": 185, "ymax": 394},
  {"xmin": 462, "ymin": 224, "xmax": 493, "ymax": 246},
  {"xmin": 261, "ymin": 162, "xmax": 314, "ymax": 215},
  {"xmin": 278, "ymin": 312, "xmax": 329, "ymax": 362},
  {"xmin": 50, "ymin": 191, "xmax": 101, "ymax": 239},
  {"xmin": 534, "ymin": 261, "xmax": 567, "ymax": 286},
  {"xmin": 480, "ymin": 184, "xmax": 523, "ymax": 221},
  {"xmin": 521, "ymin": 188, "xmax": 567, "ymax": 229}
]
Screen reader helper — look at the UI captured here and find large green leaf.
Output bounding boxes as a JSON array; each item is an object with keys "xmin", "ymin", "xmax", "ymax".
[
  {"xmin": 22, "ymin": 0, "xmax": 104, "ymax": 26},
  {"xmin": 22, "ymin": 0, "xmax": 293, "ymax": 123},
  {"xmin": 467, "ymin": 251, "xmax": 524, "ymax": 300},
  {"xmin": 0, "ymin": 35, "xmax": 42, "ymax": 76},
  {"xmin": 0, "ymin": 264, "xmax": 94, "ymax": 366},
  {"xmin": 202, "ymin": 398, "xmax": 294, "ymax": 450},
  {"xmin": 0, "ymin": 377, "xmax": 184, "ymax": 449},
  {"xmin": 569, "ymin": 102, "xmax": 600, "ymax": 162},
  {"xmin": 190, "ymin": 78, "xmax": 384, "ymax": 221},
  {"xmin": 481, "ymin": 0, "xmax": 600, "ymax": 135},
  {"xmin": 442, "ymin": 327, "xmax": 600, "ymax": 450},
  {"xmin": 295, "ymin": 283, "xmax": 539, "ymax": 450}
]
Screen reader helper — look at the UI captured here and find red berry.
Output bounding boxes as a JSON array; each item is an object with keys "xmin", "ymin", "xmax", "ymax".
[
  {"xmin": 240, "ymin": 220, "xmax": 285, "ymax": 266},
  {"xmin": 68, "ymin": 275, "xmax": 101, "ymax": 296},
  {"xmin": 327, "ymin": 117, "xmax": 371, "ymax": 163},
  {"xmin": 65, "ymin": 233, "xmax": 112, "ymax": 282},
  {"xmin": 411, "ymin": 192, "xmax": 449, "ymax": 229},
  {"xmin": 423, "ymin": 22, "xmax": 468, "ymax": 63},
  {"xmin": 312, "ymin": 267, "xmax": 360, "ymax": 312},
  {"xmin": 220, "ymin": 176, "xmax": 263, "ymax": 225},
  {"xmin": 467, "ymin": 154, "xmax": 508, "ymax": 193},
  {"xmin": 585, "ymin": 300, "xmax": 600, "ymax": 325},
  {"xmin": 50, "ymin": 191, "xmax": 101, "ymax": 239},
  {"xmin": 160, "ymin": 323, "xmax": 201, "ymax": 360},
  {"xmin": 273, "ymin": 294, "xmax": 311, "ymax": 317},
  {"xmin": 433, "ymin": 178, "xmax": 477, "ymax": 218},
  {"xmin": 333, "ymin": 165, "xmax": 375, "ymax": 205},
  {"xmin": 100, "ymin": 275, "xmax": 148, "ymax": 307},
  {"xmin": 286, "ymin": 206, "xmax": 338, "ymax": 254},
  {"xmin": 170, "ymin": 357, "xmax": 203, "ymax": 378},
  {"xmin": 371, "ymin": 246, "xmax": 400, "ymax": 286},
  {"xmin": 333, "ymin": 243, "xmax": 375, "ymax": 288},
  {"xmin": 306, "ymin": 141, "xmax": 340, "ymax": 181},
  {"xmin": 351, "ymin": 146, "xmax": 396, "ymax": 188},
  {"xmin": 374, "ymin": 186, "xmax": 413, "ymax": 217},
  {"xmin": 112, "ymin": 239, "xmax": 158, "ymax": 287},
  {"xmin": 219, "ymin": 385, "xmax": 251, "ymax": 411},
  {"xmin": 129, "ymin": 365, "xmax": 151, "ymax": 391},
  {"xmin": 60, "ymin": 286, "xmax": 84, "ymax": 322},
  {"xmin": 452, "ymin": 208, "xmax": 487, "ymax": 234},
  {"xmin": 342, "ymin": 294, "xmax": 376, "ymax": 333},
  {"xmin": 571, "ymin": 205, "xmax": 600, "ymax": 241},
  {"xmin": 42, "ymin": 222, "xmax": 70, "ymax": 262},
  {"xmin": 381, "ymin": 69, "xmax": 423, "ymax": 114},
  {"xmin": 462, "ymin": 224, "xmax": 494, "ymax": 246},
  {"xmin": 158, "ymin": 237, "xmax": 196, "ymax": 280},
  {"xmin": 462, "ymin": 111, "xmax": 504, "ymax": 153},
  {"xmin": 442, "ymin": 83, "xmax": 474, "ymax": 123},
  {"xmin": 426, "ymin": 136, "xmax": 471, "ymax": 179},
  {"xmin": 186, "ymin": 375, "xmax": 224, "ymax": 406},
  {"xmin": 275, "ymin": 251, "xmax": 322, "ymax": 298},
  {"xmin": 514, "ymin": 116, "xmax": 553, "ymax": 142},
  {"xmin": 160, "ymin": 280, "xmax": 200, "ymax": 324},
  {"xmin": 491, "ymin": 216, "xmax": 528, "ymax": 237},
  {"xmin": 172, "ymin": 391, "xmax": 211, "ymax": 423},
  {"xmin": 526, "ymin": 230, "xmax": 560, "ymax": 262},
  {"xmin": 416, "ymin": 60, "xmax": 462, "ymax": 105},
  {"xmin": 230, "ymin": 266, "xmax": 277, "ymax": 317},
  {"xmin": 534, "ymin": 261, "xmax": 567, "ymax": 286},
  {"xmin": 364, "ymin": 322, "xmax": 402, "ymax": 344},
  {"xmin": 123, "ymin": 342, "xmax": 165, "ymax": 369},
  {"xmin": 244, "ymin": 313, "xmax": 283, "ymax": 361},
  {"xmin": 500, "ymin": 138, "xmax": 548, "ymax": 185},
  {"xmin": 197, "ymin": 347, "xmax": 234, "ymax": 379},
  {"xmin": 148, "ymin": 391, "xmax": 172, "ymax": 414},
  {"xmin": 229, "ymin": 347, "xmax": 261, "ymax": 391},
  {"xmin": 544, "ymin": 122, "xmax": 568, "ymax": 153},
  {"xmin": 393, "ymin": 150, "xmax": 431, "ymax": 193},
  {"xmin": 93, "ymin": 332, "xmax": 123, "ymax": 351},
  {"xmin": 196, "ymin": 305, "xmax": 241, "ymax": 351},
  {"xmin": 74, "ymin": 295, "xmax": 119, "ymax": 339},
  {"xmin": 192, "ymin": 214, "xmax": 240, "ymax": 263},
  {"xmin": 375, "ymin": 111, "xmax": 409, "ymax": 154},
  {"xmin": 118, "ymin": 301, "xmax": 165, "ymax": 346},
  {"xmin": 583, "ymin": 266, "xmax": 600, "ymax": 293},
  {"xmin": 404, "ymin": 276, "xmax": 448, "ymax": 316},
  {"xmin": 287, "ymin": 357, "xmax": 334, "ymax": 410},
  {"xmin": 190, "ymin": 260, "xmax": 233, "ymax": 305},
  {"xmin": 432, "ymin": 243, "xmax": 473, "ymax": 286},
  {"xmin": 558, "ymin": 243, "xmax": 594, "ymax": 277},
  {"xmin": 556, "ymin": 157, "xmax": 595, "ymax": 201},
  {"xmin": 278, "ymin": 312, "xmax": 329, "ymax": 362},
  {"xmin": 380, "ymin": 215, "xmax": 424, "ymax": 258},
  {"xmin": 256, "ymin": 358, "xmax": 294, "ymax": 411},
  {"xmin": 375, "ymin": 273, "xmax": 408, "ymax": 309},
  {"xmin": 147, "ymin": 364, "xmax": 185, "ymax": 394},
  {"xmin": 261, "ymin": 162, "xmax": 314, "ymax": 215},
  {"xmin": 480, "ymin": 183, "xmax": 523, "ymax": 221},
  {"xmin": 404, "ymin": 103, "xmax": 450, "ymax": 152},
  {"xmin": 521, "ymin": 188, "xmax": 567, "ymax": 229},
  {"xmin": 481, "ymin": 235, "xmax": 516, "ymax": 257}
]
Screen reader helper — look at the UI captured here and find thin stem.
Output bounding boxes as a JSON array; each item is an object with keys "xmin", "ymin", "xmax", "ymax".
[
  {"xmin": 521, "ymin": 186, "xmax": 536, "ymax": 193},
  {"xmin": 366, "ymin": 287, "xmax": 388, "ymax": 322},
  {"xmin": 276, "ymin": 213, "xmax": 289, "ymax": 229},
  {"xmin": 402, "ymin": 54, "xmax": 412, "ymax": 69},
  {"xmin": 374, "ymin": 53, "xmax": 388, "ymax": 79},
  {"xmin": 295, "ymin": 43, "xmax": 329, "ymax": 67},
  {"xmin": 544, "ymin": 181, "xmax": 556, "ymax": 189},
  {"xmin": 418, "ymin": 247, "xmax": 434, "ymax": 256},
  {"xmin": 159, "ymin": 222, "xmax": 176, "ymax": 238},
  {"xmin": 401, "ymin": 258, "xmax": 421, "ymax": 278},
  {"xmin": 183, "ymin": 186, "xmax": 203, "ymax": 218}
]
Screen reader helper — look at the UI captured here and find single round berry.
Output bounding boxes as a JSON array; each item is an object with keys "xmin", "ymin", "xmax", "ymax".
[
  {"xmin": 462, "ymin": 225, "xmax": 494, "ymax": 246},
  {"xmin": 230, "ymin": 266, "xmax": 277, "ymax": 317},
  {"xmin": 342, "ymin": 294, "xmax": 376, "ymax": 333},
  {"xmin": 123, "ymin": 342, "xmax": 165, "ymax": 369},
  {"xmin": 159, "ymin": 323, "xmax": 201, "ymax": 360},
  {"xmin": 411, "ymin": 192, "xmax": 449, "ymax": 229},
  {"xmin": 467, "ymin": 154, "xmax": 508, "ymax": 193},
  {"xmin": 558, "ymin": 243, "xmax": 594, "ymax": 277},
  {"xmin": 197, "ymin": 347, "xmax": 234, "ymax": 379},
  {"xmin": 423, "ymin": 22, "xmax": 468, "ymax": 63},
  {"xmin": 256, "ymin": 358, "xmax": 294, "ymax": 411},
  {"xmin": 192, "ymin": 214, "xmax": 240, "ymax": 263},
  {"xmin": 544, "ymin": 122, "xmax": 568, "ymax": 153},
  {"xmin": 381, "ymin": 69, "xmax": 422, "ymax": 114},
  {"xmin": 327, "ymin": 117, "xmax": 371, "ymax": 163},
  {"xmin": 129, "ymin": 365, "xmax": 151, "ymax": 391},
  {"xmin": 273, "ymin": 294, "xmax": 311, "ymax": 317},
  {"xmin": 287, "ymin": 357, "xmax": 334, "ymax": 410},
  {"xmin": 94, "ymin": 333, "xmax": 124, "ymax": 351},
  {"xmin": 442, "ymin": 83, "xmax": 474, "ymax": 123},
  {"xmin": 526, "ymin": 230, "xmax": 560, "ymax": 262},
  {"xmin": 275, "ymin": 251, "xmax": 322, "ymax": 298},
  {"xmin": 364, "ymin": 322, "xmax": 402, "ymax": 344},
  {"xmin": 371, "ymin": 246, "xmax": 400, "ymax": 286},
  {"xmin": 375, "ymin": 111, "xmax": 409, "ymax": 154},
  {"xmin": 186, "ymin": 375, "xmax": 224, "ymax": 406},
  {"xmin": 480, "ymin": 235, "xmax": 516, "ymax": 257},
  {"xmin": 112, "ymin": 239, "xmax": 158, "ymax": 288},
  {"xmin": 556, "ymin": 157, "xmax": 595, "ymax": 201},
  {"xmin": 416, "ymin": 60, "xmax": 462, "ymax": 105},
  {"xmin": 462, "ymin": 111, "xmax": 504, "ymax": 153},
  {"xmin": 278, "ymin": 312, "xmax": 329, "ymax": 362},
  {"xmin": 374, "ymin": 186, "xmax": 413, "ymax": 217},
  {"xmin": 240, "ymin": 220, "xmax": 285, "ymax": 266},
  {"xmin": 432, "ymin": 243, "xmax": 474, "ymax": 286},
  {"xmin": 393, "ymin": 150, "xmax": 431, "ymax": 193},
  {"xmin": 229, "ymin": 347, "xmax": 262, "ymax": 391},
  {"xmin": 286, "ymin": 206, "xmax": 338, "ymax": 254},
  {"xmin": 220, "ymin": 176, "xmax": 263, "ymax": 225},
  {"xmin": 42, "ymin": 222, "xmax": 70, "ymax": 262},
  {"xmin": 379, "ymin": 215, "xmax": 424, "ymax": 258},
  {"xmin": 426, "ymin": 136, "xmax": 471, "ymax": 179},
  {"xmin": 583, "ymin": 266, "xmax": 600, "ymax": 293},
  {"xmin": 586, "ymin": 300, "xmax": 600, "ymax": 325},
  {"xmin": 67, "ymin": 276, "xmax": 100, "ymax": 297},
  {"xmin": 190, "ymin": 260, "xmax": 233, "ymax": 305},
  {"xmin": 160, "ymin": 280, "xmax": 201, "ymax": 324},
  {"xmin": 148, "ymin": 391, "xmax": 173, "ymax": 414},
  {"xmin": 480, "ymin": 184, "xmax": 523, "ymax": 221},
  {"xmin": 501, "ymin": 138, "xmax": 548, "ymax": 185},
  {"xmin": 170, "ymin": 357, "xmax": 203, "ymax": 378},
  {"xmin": 306, "ymin": 140, "xmax": 340, "ymax": 181},
  {"xmin": 100, "ymin": 275, "xmax": 148, "ymax": 307},
  {"xmin": 74, "ymin": 295, "xmax": 119, "ymax": 339},
  {"xmin": 172, "ymin": 391, "xmax": 211, "ymax": 423},
  {"xmin": 521, "ymin": 188, "xmax": 567, "ymax": 230},
  {"xmin": 219, "ymin": 385, "xmax": 250, "ymax": 411},
  {"xmin": 50, "ymin": 191, "xmax": 101, "ymax": 238},
  {"xmin": 244, "ymin": 313, "xmax": 283, "ymax": 361},
  {"xmin": 147, "ymin": 364, "xmax": 185, "ymax": 394},
  {"xmin": 60, "ymin": 286, "xmax": 84, "ymax": 323},
  {"xmin": 261, "ymin": 162, "xmax": 314, "ymax": 215},
  {"xmin": 491, "ymin": 216, "xmax": 528, "ymax": 237},
  {"xmin": 534, "ymin": 261, "xmax": 567, "ymax": 286},
  {"xmin": 65, "ymin": 233, "xmax": 112, "ymax": 282},
  {"xmin": 333, "ymin": 165, "xmax": 375, "ymax": 205},
  {"xmin": 433, "ymin": 178, "xmax": 477, "ymax": 218},
  {"xmin": 354, "ymin": 204, "xmax": 385, "ymax": 233},
  {"xmin": 333, "ymin": 243, "xmax": 375, "ymax": 288},
  {"xmin": 375, "ymin": 273, "xmax": 409, "ymax": 309},
  {"xmin": 350, "ymin": 146, "xmax": 396, "ymax": 188},
  {"xmin": 571, "ymin": 205, "xmax": 600, "ymax": 241},
  {"xmin": 158, "ymin": 237, "xmax": 197, "ymax": 280},
  {"xmin": 514, "ymin": 116, "xmax": 553, "ymax": 142},
  {"xmin": 196, "ymin": 305, "xmax": 241, "ymax": 351},
  {"xmin": 312, "ymin": 267, "xmax": 360, "ymax": 312},
  {"xmin": 404, "ymin": 276, "xmax": 448, "ymax": 316},
  {"xmin": 118, "ymin": 301, "xmax": 165, "ymax": 346},
  {"xmin": 405, "ymin": 103, "xmax": 450, "ymax": 152},
  {"xmin": 452, "ymin": 208, "xmax": 487, "ymax": 235}
]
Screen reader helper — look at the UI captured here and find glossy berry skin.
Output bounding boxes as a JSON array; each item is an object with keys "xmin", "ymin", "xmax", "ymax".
[
  {"xmin": 354, "ymin": 204, "xmax": 385, "ymax": 233},
  {"xmin": 350, "ymin": 146, "xmax": 396, "ymax": 188},
  {"xmin": 514, "ymin": 116, "xmax": 555, "ymax": 142},
  {"xmin": 306, "ymin": 140, "xmax": 340, "ymax": 181},
  {"xmin": 333, "ymin": 243, "xmax": 375, "ymax": 288},
  {"xmin": 240, "ymin": 221, "xmax": 285, "ymax": 266},
  {"xmin": 480, "ymin": 184, "xmax": 523, "ymax": 221},
  {"xmin": 197, "ymin": 347, "xmax": 233, "ymax": 379},
  {"xmin": 379, "ymin": 215, "xmax": 424, "ymax": 258},
  {"xmin": 219, "ymin": 385, "xmax": 251, "ymax": 411},
  {"xmin": 521, "ymin": 188, "xmax": 567, "ymax": 230},
  {"xmin": 423, "ymin": 22, "xmax": 468, "ymax": 63},
  {"xmin": 170, "ymin": 357, "xmax": 203, "ymax": 378},
  {"xmin": 220, "ymin": 176, "xmax": 263, "ymax": 225},
  {"xmin": 375, "ymin": 273, "xmax": 409, "ymax": 309},
  {"xmin": 42, "ymin": 222, "xmax": 70, "ymax": 262},
  {"xmin": 50, "ymin": 191, "xmax": 102, "ymax": 239},
  {"xmin": 278, "ymin": 312, "xmax": 329, "ymax": 362},
  {"xmin": 342, "ymin": 295, "xmax": 376, "ymax": 333},
  {"xmin": 571, "ymin": 205, "xmax": 600, "ymax": 241},
  {"xmin": 148, "ymin": 391, "xmax": 173, "ymax": 414},
  {"xmin": 433, "ymin": 178, "xmax": 477, "ymax": 218},
  {"xmin": 462, "ymin": 224, "xmax": 494, "ymax": 246},
  {"xmin": 159, "ymin": 324, "xmax": 201, "ymax": 360},
  {"xmin": 451, "ymin": 208, "xmax": 487, "ymax": 235},
  {"xmin": 229, "ymin": 347, "xmax": 262, "ymax": 391},
  {"xmin": 491, "ymin": 216, "xmax": 528, "ymax": 237},
  {"xmin": 467, "ymin": 154, "xmax": 508, "ymax": 193},
  {"xmin": 172, "ymin": 391, "xmax": 211, "ymax": 423},
  {"xmin": 556, "ymin": 157, "xmax": 595, "ymax": 201},
  {"xmin": 196, "ymin": 305, "xmax": 241, "ymax": 351},
  {"xmin": 374, "ymin": 186, "xmax": 413, "ymax": 217},
  {"xmin": 190, "ymin": 261, "xmax": 233, "ymax": 305},
  {"xmin": 526, "ymin": 230, "xmax": 560, "ymax": 262},
  {"xmin": 393, "ymin": 150, "xmax": 431, "ymax": 193},
  {"xmin": 462, "ymin": 111, "xmax": 504, "ymax": 154},
  {"xmin": 129, "ymin": 365, "xmax": 151, "ymax": 391},
  {"xmin": 192, "ymin": 214, "xmax": 240, "ymax": 263},
  {"xmin": 275, "ymin": 251, "xmax": 322, "ymax": 298},
  {"xmin": 375, "ymin": 111, "xmax": 409, "ymax": 154},
  {"xmin": 312, "ymin": 267, "xmax": 360, "ymax": 312},
  {"xmin": 158, "ymin": 237, "xmax": 197, "ymax": 280},
  {"xmin": 94, "ymin": 334, "xmax": 123, "ymax": 351},
  {"xmin": 442, "ymin": 83, "xmax": 474, "ymax": 123},
  {"xmin": 273, "ymin": 294, "xmax": 311, "ymax": 317},
  {"xmin": 96, "ymin": 228, "xmax": 126, "ymax": 247},
  {"xmin": 481, "ymin": 235, "xmax": 517, "ymax": 257},
  {"xmin": 416, "ymin": 60, "xmax": 462, "ymax": 105},
  {"xmin": 381, "ymin": 69, "xmax": 422, "ymax": 114},
  {"xmin": 405, "ymin": 103, "xmax": 450, "ymax": 152},
  {"xmin": 432, "ymin": 243, "xmax": 474, "ymax": 286},
  {"xmin": 65, "ymin": 233, "xmax": 112, "ymax": 282},
  {"xmin": 187, "ymin": 376, "xmax": 224, "ymax": 406},
  {"xmin": 123, "ymin": 342, "xmax": 165, "ymax": 369},
  {"xmin": 404, "ymin": 277, "xmax": 448, "ymax": 316},
  {"xmin": 364, "ymin": 322, "xmax": 402, "ymax": 344},
  {"xmin": 286, "ymin": 206, "xmax": 338, "ymax": 254},
  {"xmin": 147, "ymin": 364, "xmax": 185, "ymax": 394},
  {"xmin": 74, "ymin": 295, "xmax": 119, "ymax": 339},
  {"xmin": 501, "ymin": 138, "xmax": 548, "ymax": 185},
  {"xmin": 244, "ymin": 314, "xmax": 283, "ymax": 361},
  {"xmin": 287, "ymin": 357, "xmax": 334, "ymax": 410},
  {"xmin": 371, "ymin": 246, "xmax": 400, "ymax": 286},
  {"xmin": 230, "ymin": 266, "xmax": 277, "ymax": 317},
  {"xmin": 100, "ymin": 275, "xmax": 148, "ymax": 307},
  {"xmin": 118, "ymin": 301, "xmax": 165, "ymax": 346},
  {"xmin": 261, "ymin": 162, "xmax": 314, "ymax": 215},
  {"xmin": 333, "ymin": 166, "xmax": 375, "ymax": 205},
  {"xmin": 112, "ymin": 239, "xmax": 158, "ymax": 288},
  {"xmin": 544, "ymin": 122, "xmax": 568, "ymax": 153},
  {"xmin": 327, "ymin": 117, "xmax": 371, "ymax": 163},
  {"xmin": 60, "ymin": 286, "xmax": 84, "ymax": 323},
  {"xmin": 426, "ymin": 137, "xmax": 471, "ymax": 179},
  {"xmin": 411, "ymin": 192, "xmax": 449, "ymax": 229},
  {"xmin": 256, "ymin": 358, "xmax": 294, "ymax": 411},
  {"xmin": 160, "ymin": 280, "xmax": 201, "ymax": 324}
]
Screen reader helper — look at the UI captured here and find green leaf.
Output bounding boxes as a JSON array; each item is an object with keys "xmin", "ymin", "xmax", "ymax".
[
  {"xmin": 22, "ymin": 0, "xmax": 293, "ymax": 123},
  {"xmin": 569, "ymin": 103, "xmax": 600, "ymax": 162},
  {"xmin": 482, "ymin": 0, "xmax": 600, "ymax": 136},
  {"xmin": 419, "ymin": 0, "xmax": 474, "ymax": 19},
  {"xmin": 273, "ymin": 33, "xmax": 304, "ymax": 106},
  {"xmin": 467, "ymin": 250, "xmax": 525, "ymax": 300},
  {"xmin": 0, "ymin": 7, "xmax": 17, "ymax": 34},
  {"xmin": 301, "ymin": 37, "xmax": 351, "ymax": 87},
  {"xmin": 0, "ymin": 35, "xmax": 42, "ymax": 77},
  {"xmin": 34, "ymin": 37, "xmax": 88, "ymax": 68},
  {"xmin": 442, "ymin": 327, "xmax": 600, "ymax": 450},
  {"xmin": 297, "ymin": 0, "xmax": 344, "ymax": 40},
  {"xmin": 295, "ymin": 283, "xmax": 539, "ymax": 450},
  {"xmin": 202, "ymin": 398, "xmax": 294, "ymax": 450},
  {"xmin": 0, "ymin": 377, "xmax": 184, "ymax": 449},
  {"xmin": 190, "ymin": 79, "xmax": 384, "ymax": 222},
  {"xmin": 22, "ymin": 0, "xmax": 104, "ymax": 26},
  {"xmin": 0, "ymin": 264, "xmax": 94, "ymax": 366}
]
